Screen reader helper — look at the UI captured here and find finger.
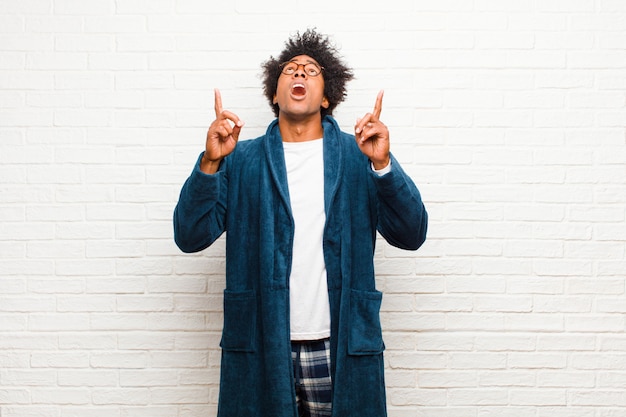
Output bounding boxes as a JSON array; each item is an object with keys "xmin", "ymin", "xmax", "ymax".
[
  {"xmin": 232, "ymin": 123, "xmax": 243, "ymax": 141},
  {"xmin": 215, "ymin": 124, "xmax": 232, "ymax": 139},
  {"xmin": 372, "ymin": 90, "xmax": 384, "ymax": 120},
  {"xmin": 214, "ymin": 88, "xmax": 223, "ymax": 118},
  {"xmin": 359, "ymin": 125, "xmax": 378, "ymax": 143},
  {"xmin": 355, "ymin": 113, "xmax": 373, "ymax": 134},
  {"xmin": 221, "ymin": 110, "xmax": 244, "ymax": 128}
]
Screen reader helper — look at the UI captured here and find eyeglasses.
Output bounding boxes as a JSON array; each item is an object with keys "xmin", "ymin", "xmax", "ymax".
[{"xmin": 279, "ymin": 61, "xmax": 324, "ymax": 77}]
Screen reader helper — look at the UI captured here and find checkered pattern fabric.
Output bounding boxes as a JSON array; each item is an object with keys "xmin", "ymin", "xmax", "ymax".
[{"xmin": 291, "ymin": 338, "xmax": 333, "ymax": 417}]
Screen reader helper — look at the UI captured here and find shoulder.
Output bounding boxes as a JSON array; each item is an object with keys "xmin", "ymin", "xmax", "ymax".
[
  {"xmin": 323, "ymin": 116, "xmax": 359, "ymax": 149},
  {"xmin": 230, "ymin": 133, "xmax": 266, "ymax": 160}
]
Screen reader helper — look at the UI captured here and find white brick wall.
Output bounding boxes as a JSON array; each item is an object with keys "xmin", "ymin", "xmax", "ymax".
[{"xmin": 1, "ymin": 1, "xmax": 625, "ymax": 416}]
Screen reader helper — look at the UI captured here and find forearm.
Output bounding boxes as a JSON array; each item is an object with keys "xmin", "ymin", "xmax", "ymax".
[
  {"xmin": 372, "ymin": 154, "xmax": 428, "ymax": 250},
  {"xmin": 174, "ymin": 153, "xmax": 228, "ymax": 253}
]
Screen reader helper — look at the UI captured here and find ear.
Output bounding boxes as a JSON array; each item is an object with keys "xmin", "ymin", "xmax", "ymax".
[
  {"xmin": 273, "ymin": 94, "xmax": 278, "ymax": 105},
  {"xmin": 321, "ymin": 96, "xmax": 329, "ymax": 109}
]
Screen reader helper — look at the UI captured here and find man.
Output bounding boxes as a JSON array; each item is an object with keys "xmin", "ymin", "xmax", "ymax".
[{"xmin": 174, "ymin": 29, "xmax": 427, "ymax": 417}]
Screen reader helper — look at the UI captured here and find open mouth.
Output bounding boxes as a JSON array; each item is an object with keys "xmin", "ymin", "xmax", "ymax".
[{"xmin": 291, "ymin": 83, "xmax": 306, "ymax": 97}]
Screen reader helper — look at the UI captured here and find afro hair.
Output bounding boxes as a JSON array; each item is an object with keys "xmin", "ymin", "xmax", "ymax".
[{"xmin": 261, "ymin": 29, "xmax": 354, "ymax": 118}]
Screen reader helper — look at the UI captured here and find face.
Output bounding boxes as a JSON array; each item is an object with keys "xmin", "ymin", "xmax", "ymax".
[{"xmin": 273, "ymin": 55, "xmax": 329, "ymax": 120}]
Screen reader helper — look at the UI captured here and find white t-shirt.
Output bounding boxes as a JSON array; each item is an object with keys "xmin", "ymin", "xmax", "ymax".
[{"xmin": 283, "ymin": 138, "xmax": 331, "ymax": 341}]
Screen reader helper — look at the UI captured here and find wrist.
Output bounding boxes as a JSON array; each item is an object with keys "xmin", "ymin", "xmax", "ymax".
[
  {"xmin": 371, "ymin": 156, "xmax": 390, "ymax": 171},
  {"xmin": 200, "ymin": 154, "xmax": 222, "ymax": 174}
]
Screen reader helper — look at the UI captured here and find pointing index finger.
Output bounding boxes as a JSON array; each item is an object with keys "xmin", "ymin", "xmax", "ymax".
[
  {"xmin": 372, "ymin": 90, "xmax": 384, "ymax": 120},
  {"xmin": 214, "ymin": 88, "xmax": 223, "ymax": 118}
]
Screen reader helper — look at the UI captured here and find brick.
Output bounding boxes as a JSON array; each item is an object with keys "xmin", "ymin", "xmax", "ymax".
[
  {"xmin": 57, "ymin": 370, "xmax": 118, "ymax": 387},
  {"xmin": 83, "ymin": 15, "xmax": 145, "ymax": 32},
  {"xmin": 416, "ymin": 333, "xmax": 474, "ymax": 352},
  {"xmin": 0, "ymin": 72, "xmax": 53, "ymax": 90},
  {"xmin": 506, "ymin": 314, "xmax": 565, "ymax": 332},
  {"xmin": 0, "ymin": 260, "xmax": 54, "ymax": 276},
  {"xmin": 538, "ymin": 371, "xmax": 596, "ymax": 388},
  {"xmin": 570, "ymin": 390, "xmax": 626, "ymax": 406},
  {"xmin": 56, "ymin": 184, "xmax": 112, "ymax": 205},
  {"xmin": 0, "ymin": 296, "xmax": 55, "ymax": 312},
  {"xmin": 54, "ymin": 0, "xmax": 115, "ymax": 15},
  {"xmin": 0, "ymin": 34, "xmax": 53, "ymax": 51},
  {"xmin": 150, "ymin": 351, "xmax": 207, "ymax": 368},
  {"xmin": 479, "ymin": 371, "xmax": 535, "ymax": 387},
  {"xmin": 509, "ymin": 353, "xmax": 567, "ymax": 369},
  {"xmin": 116, "ymin": 295, "xmax": 173, "ymax": 312},
  {"xmin": 115, "ymin": 72, "xmax": 174, "ymax": 90},
  {"xmin": 30, "ymin": 352, "xmax": 90, "ymax": 368},
  {"xmin": 146, "ymin": 314, "xmax": 205, "ymax": 331},
  {"xmin": 414, "ymin": 295, "xmax": 473, "ymax": 312},
  {"xmin": 26, "ymin": 52, "xmax": 87, "ymax": 70},
  {"xmin": 509, "ymin": 389, "xmax": 567, "ymax": 406},
  {"xmin": 85, "ymin": 277, "xmax": 146, "ymax": 294},
  {"xmin": 28, "ymin": 278, "xmax": 84, "ymax": 294},
  {"xmin": 0, "ymin": 15, "xmax": 25, "ymax": 32},
  {"xmin": 388, "ymin": 387, "xmax": 447, "ymax": 406},
  {"xmin": 90, "ymin": 353, "xmax": 149, "ymax": 369},
  {"xmin": 90, "ymin": 314, "xmax": 148, "ymax": 331},
  {"xmin": 565, "ymin": 315, "xmax": 625, "ymax": 333},
  {"xmin": 534, "ymin": 296, "xmax": 593, "ymax": 313},
  {"xmin": 417, "ymin": 371, "xmax": 477, "ymax": 388},
  {"xmin": 0, "ymin": 353, "xmax": 30, "ymax": 368},
  {"xmin": 27, "ymin": 127, "xmax": 84, "ymax": 144},
  {"xmin": 0, "ymin": 314, "xmax": 27, "ymax": 331},
  {"xmin": 55, "ymin": 260, "xmax": 115, "ymax": 276},
  {"xmin": 92, "ymin": 388, "xmax": 151, "ymax": 405},
  {"xmin": 383, "ymin": 312, "xmax": 446, "ymax": 331},
  {"xmin": 149, "ymin": 387, "xmax": 210, "ymax": 404},
  {"xmin": 538, "ymin": 334, "xmax": 597, "ymax": 352},
  {"xmin": 1, "ymin": 369, "xmax": 56, "ymax": 386},
  {"xmin": 85, "ymin": 91, "xmax": 144, "ymax": 109},
  {"xmin": 118, "ymin": 333, "xmax": 175, "ymax": 350},
  {"xmin": 86, "ymin": 204, "xmax": 145, "ymax": 221},
  {"xmin": 0, "ymin": 388, "xmax": 31, "ymax": 404},
  {"xmin": 448, "ymin": 388, "xmax": 509, "ymax": 406},
  {"xmin": 0, "ymin": 52, "xmax": 25, "ymax": 70},
  {"xmin": 179, "ymin": 368, "xmax": 219, "ymax": 385},
  {"xmin": 29, "ymin": 314, "xmax": 90, "ymax": 331},
  {"xmin": 575, "ymin": 352, "xmax": 626, "ymax": 370},
  {"xmin": 86, "ymin": 240, "xmax": 145, "ymax": 258},
  {"xmin": 55, "ymin": 35, "xmax": 112, "ymax": 53},
  {"xmin": 89, "ymin": 52, "xmax": 147, "ymax": 70},
  {"xmin": 119, "ymin": 370, "xmax": 179, "ymax": 387},
  {"xmin": 61, "ymin": 407, "xmax": 121, "ymax": 417},
  {"xmin": 58, "ymin": 334, "xmax": 117, "ymax": 350},
  {"xmin": 121, "ymin": 407, "xmax": 181, "ymax": 417},
  {"xmin": 57, "ymin": 296, "xmax": 115, "ymax": 312},
  {"xmin": 2, "ymin": 405, "xmax": 63, "ymax": 417}
]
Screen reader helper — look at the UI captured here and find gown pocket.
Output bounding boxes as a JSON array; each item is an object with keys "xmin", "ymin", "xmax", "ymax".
[
  {"xmin": 220, "ymin": 289, "xmax": 257, "ymax": 352},
  {"xmin": 348, "ymin": 289, "xmax": 385, "ymax": 355}
]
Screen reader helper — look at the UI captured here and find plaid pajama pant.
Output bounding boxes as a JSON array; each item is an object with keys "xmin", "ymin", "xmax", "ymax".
[{"xmin": 291, "ymin": 338, "xmax": 333, "ymax": 417}]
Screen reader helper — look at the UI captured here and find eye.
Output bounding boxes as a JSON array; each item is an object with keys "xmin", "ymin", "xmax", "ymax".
[{"xmin": 281, "ymin": 63, "xmax": 296, "ymax": 74}]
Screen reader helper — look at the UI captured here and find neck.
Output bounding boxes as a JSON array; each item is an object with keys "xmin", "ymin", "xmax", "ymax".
[{"xmin": 278, "ymin": 113, "xmax": 324, "ymax": 142}]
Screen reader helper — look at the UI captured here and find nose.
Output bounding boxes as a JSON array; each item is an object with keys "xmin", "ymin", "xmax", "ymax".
[{"xmin": 292, "ymin": 64, "xmax": 307, "ymax": 78}]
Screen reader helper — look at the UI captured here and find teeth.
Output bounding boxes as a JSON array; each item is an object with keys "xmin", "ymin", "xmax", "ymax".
[{"xmin": 293, "ymin": 83, "xmax": 305, "ymax": 89}]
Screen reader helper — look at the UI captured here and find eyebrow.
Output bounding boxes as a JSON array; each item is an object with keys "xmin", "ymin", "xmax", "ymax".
[{"xmin": 289, "ymin": 59, "xmax": 320, "ymax": 66}]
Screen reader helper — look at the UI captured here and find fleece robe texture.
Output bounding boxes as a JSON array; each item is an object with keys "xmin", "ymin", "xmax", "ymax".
[{"xmin": 173, "ymin": 116, "xmax": 428, "ymax": 417}]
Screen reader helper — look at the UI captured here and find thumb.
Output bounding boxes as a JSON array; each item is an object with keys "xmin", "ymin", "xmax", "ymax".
[{"xmin": 232, "ymin": 120, "xmax": 244, "ymax": 141}]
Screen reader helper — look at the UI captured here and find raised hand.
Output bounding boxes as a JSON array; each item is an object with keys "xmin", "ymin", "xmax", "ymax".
[
  {"xmin": 354, "ymin": 90, "xmax": 390, "ymax": 170},
  {"xmin": 201, "ymin": 89, "xmax": 244, "ymax": 174}
]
